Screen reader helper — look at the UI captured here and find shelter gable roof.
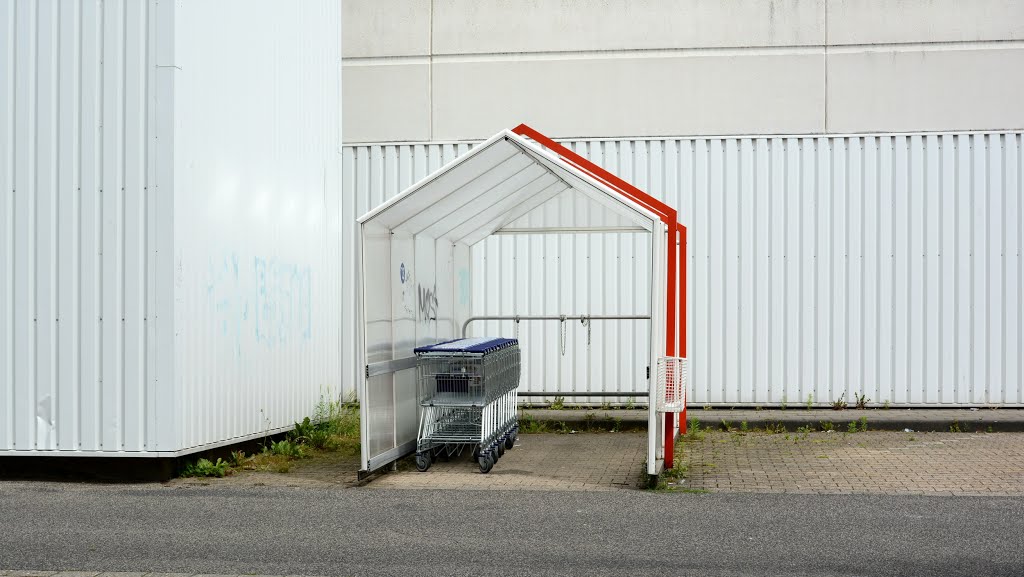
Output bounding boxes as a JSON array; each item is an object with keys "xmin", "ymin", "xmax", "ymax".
[{"xmin": 358, "ymin": 130, "xmax": 661, "ymax": 245}]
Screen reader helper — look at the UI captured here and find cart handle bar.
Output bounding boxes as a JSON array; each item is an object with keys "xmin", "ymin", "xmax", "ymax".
[{"xmin": 462, "ymin": 314, "xmax": 651, "ymax": 338}]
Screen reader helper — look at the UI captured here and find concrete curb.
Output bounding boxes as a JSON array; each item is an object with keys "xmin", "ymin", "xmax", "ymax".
[{"xmin": 523, "ymin": 408, "xmax": 1024, "ymax": 432}]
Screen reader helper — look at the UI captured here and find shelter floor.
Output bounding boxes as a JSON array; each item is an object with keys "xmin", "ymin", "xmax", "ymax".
[{"xmin": 371, "ymin": 432, "xmax": 648, "ymax": 491}]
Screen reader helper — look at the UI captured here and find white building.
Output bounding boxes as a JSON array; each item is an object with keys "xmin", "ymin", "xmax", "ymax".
[
  {"xmin": 0, "ymin": 1, "xmax": 343, "ymax": 455},
  {"xmin": 342, "ymin": 0, "xmax": 1023, "ymax": 408}
]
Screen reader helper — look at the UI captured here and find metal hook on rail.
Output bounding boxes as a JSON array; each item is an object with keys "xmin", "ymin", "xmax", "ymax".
[{"xmin": 559, "ymin": 315, "xmax": 567, "ymax": 356}]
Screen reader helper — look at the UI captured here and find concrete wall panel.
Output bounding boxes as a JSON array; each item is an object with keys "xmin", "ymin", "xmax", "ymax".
[
  {"xmin": 431, "ymin": 54, "xmax": 825, "ymax": 141},
  {"xmin": 829, "ymin": 0, "xmax": 1024, "ymax": 45},
  {"xmin": 344, "ymin": 64, "xmax": 431, "ymax": 143},
  {"xmin": 343, "ymin": 0, "xmax": 431, "ymax": 58},
  {"xmin": 828, "ymin": 47, "xmax": 1024, "ymax": 134},
  {"xmin": 432, "ymin": 0, "xmax": 825, "ymax": 54}
]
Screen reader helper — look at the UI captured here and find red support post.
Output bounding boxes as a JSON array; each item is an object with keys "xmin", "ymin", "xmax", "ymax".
[{"xmin": 510, "ymin": 124, "xmax": 686, "ymax": 470}]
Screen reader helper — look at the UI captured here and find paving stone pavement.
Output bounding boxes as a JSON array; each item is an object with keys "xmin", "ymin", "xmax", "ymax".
[
  {"xmin": 678, "ymin": 429, "xmax": 1024, "ymax": 495},
  {"xmin": 369, "ymin": 432, "xmax": 648, "ymax": 491}
]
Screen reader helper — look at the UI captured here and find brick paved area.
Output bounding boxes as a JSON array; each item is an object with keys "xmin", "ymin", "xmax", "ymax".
[
  {"xmin": 678, "ymin": 430, "xmax": 1024, "ymax": 495},
  {"xmin": 369, "ymin": 432, "xmax": 647, "ymax": 491}
]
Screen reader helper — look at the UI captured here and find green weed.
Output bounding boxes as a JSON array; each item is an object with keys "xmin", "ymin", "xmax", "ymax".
[
  {"xmin": 854, "ymin": 392, "xmax": 870, "ymax": 410},
  {"xmin": 182, "ymin": 457, "xmax": 230, "ymax": 478},
  {"xmin": 270, "ymin": 439, "xmax": 305, "ymax": 459},
  {"xmin": 819, "ymin": 420, "xmax": 835, "ymax": 432},
  {"xmin": 806, "ymin": 394, "xmax": 814, "ymax": 410},
  {"xmin": 847, "ymin": 421, "xmax": 858, "ymax": 433},
  {"xmin": 832, "ymin": 393, "xmax": 848, "ymax": 411},
  {"xmin": 550, "ymin": 396, "xmax": 565, "ymax": 410},
  {"xmin": 687, "ymin": 419, "xmax": 705, "ymax": 440},
  {"xmin": 858, "ymin": 416, "xmax": 869, "ymax": 432}
]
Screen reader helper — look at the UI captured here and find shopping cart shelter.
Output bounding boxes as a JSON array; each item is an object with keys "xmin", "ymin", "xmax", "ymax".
[{"xmin": 356, "ymin": 125, "xmax": 688, "ymax": 478}]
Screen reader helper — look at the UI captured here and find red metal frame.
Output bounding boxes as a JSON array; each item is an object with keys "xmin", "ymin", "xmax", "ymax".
[{"xmin": 512, "ymin": 124, "xmax": 688, "ymax": 468}]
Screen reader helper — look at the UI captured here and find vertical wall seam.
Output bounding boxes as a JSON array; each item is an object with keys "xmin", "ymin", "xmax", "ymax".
[
  {"xmin": 120, "ymin": 0, "xmax": 127, "ymax": 451},
  {"xmin": 30, "ymin": 0, "xmax": 39, "ymax": 450}
]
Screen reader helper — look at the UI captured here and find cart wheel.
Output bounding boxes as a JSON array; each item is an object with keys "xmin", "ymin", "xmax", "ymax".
[
  {"xmin": 478, "ymin": 454, "xmax": 494, "ymax": 474},
  {"xmin": 504, "ymin": 436, "xmax": 515, "ymax": 450},
  {"xmin": 497, "ymin": 442, "xmax": 505, "ymax": 456},
  {"xmin": 415, "ymin": 453, "xmax": 431, "ymax": 472}
]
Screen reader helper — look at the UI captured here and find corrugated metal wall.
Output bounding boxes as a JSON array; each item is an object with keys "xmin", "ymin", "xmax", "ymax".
[
  {"xmin": 0, "ymin": 0, "xmax": 172, "ymax": 452},
  {"xmin": 171, "ymin": 0, "xmax": 343, "ymax": 452},
  {"xmin": 344, "ymin": 132, "xmax": 1023, "ymax": 407}
]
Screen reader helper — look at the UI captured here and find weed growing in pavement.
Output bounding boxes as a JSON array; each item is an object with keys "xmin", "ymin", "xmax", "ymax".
[
  {"xmin": 626, "ymin": 397, "xmax": 635, "ymax": 410},
  {"xmin": 740, "ymin": 421, "xmax": 749, "ymax": 433},
  {"xmin": 806, "ymin": 394, "xmax": 814, "ymax": 410},
  {"xmin": 519, "ymin": 413, "xmax": 551, "ymax": 434},
  {"xmin": 703, "ymin": 404, "xmax": 713, "ymax": 411},
  {"xmin": 832, "ymin": 393, "xmax": 848, "ymax": 411},
  {"xmin": 883, "ymin": 399, "xmax": 891, "ymax": 410},
  {"xmin": 858, "ymin": 416, "xmax": 869, "ymax": 432},
  {"xmin": 780, "ymin": 394, "xmax": 788, "ymax": 410},
  {"xmin": 797, "ymin": 425, "xmax": 813, "ymax": 436},
  {"xmin": 847, "ymin": 421, "xmax": 858, "ymax": 433},
  {"xmin": 819, "ymin": 420, "xmax": 835, "ymax": 432},
  {"xmin": 550, "ymin": 396, "xmax": 565, "ymax": 410},
  {"xmin": 719, "ymin": 420, "xmax": 732, "ymax": 432},
  {"xmin": 764, "ymin": 422, "xmax": 786, "ymax": 434},
  {"xmin": 601, "ymin": 400, "xmax": 612, "ymax": 411},
  {"xmin": 854, "ymin": 393, "xmax": 870, "ymax": 410},
  {"xmin": 987, "ymin": 426, "xmax": 994, "ymax": 433},
  {"xmin": 949, "ymin": 420, "xmax": 972, "ymax": 433},
  {"xmin": 687, "ymin": 419, "xmax": 706, "ymax": 441},
  {"xmin": 612, "ymin": 416, "xmax": 623, "ymax": 433},
  {"xmin": 182, "ymin": 457, "xmax": 230, "ymax": 478}
]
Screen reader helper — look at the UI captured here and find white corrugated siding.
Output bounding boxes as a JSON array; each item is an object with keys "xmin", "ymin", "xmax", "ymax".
[
  {"xmin": 0, "ymin": 0, "xmax": 173, "ymax": 452},
  {"xmin": 344, "ymin": 133, "xmax": 1023, "ymax": 407},
  {"xmin": 171, "ymin": 0, "xmax": 343, "ymax": 452},
  {"xmin": 1, "ymin": 0, "xmax": 342, "ymax": 455}
]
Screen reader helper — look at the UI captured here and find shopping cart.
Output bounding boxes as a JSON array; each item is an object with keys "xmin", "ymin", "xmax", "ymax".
[{"xmin": 413, "ymin": 337, "xmax": 521, "ymax": 473}]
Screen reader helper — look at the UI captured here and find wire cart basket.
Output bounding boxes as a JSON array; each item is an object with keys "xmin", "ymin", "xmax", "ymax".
[{"xmin": 413, "ymin": 337, "xmax": 521, "ymax": 473}]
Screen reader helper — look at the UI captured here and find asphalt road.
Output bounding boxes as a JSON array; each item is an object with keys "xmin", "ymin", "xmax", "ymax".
[{"xmin": 1, "ymin": 482, "xmax": 1022, "ymax": 577}]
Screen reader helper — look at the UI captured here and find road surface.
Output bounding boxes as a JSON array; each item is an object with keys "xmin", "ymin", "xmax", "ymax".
[{"xmin": 1, "ymin": 482, "xmax": 1021, "ymax": 577}]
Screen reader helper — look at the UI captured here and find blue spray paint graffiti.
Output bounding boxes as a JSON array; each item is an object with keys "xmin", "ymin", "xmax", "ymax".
[
  {"xmin": 207, "ymin": 253, "xmax": 247, "ymax": 359},
  {"xmin": 254, "ymin": 257, "xmax": 313, "ymax": 346},
  {"xmin": 206, "ymin": 252, "xmax": 313, "ymax": 356}
]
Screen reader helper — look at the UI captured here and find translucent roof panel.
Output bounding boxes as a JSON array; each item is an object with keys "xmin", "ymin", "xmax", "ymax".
[{"xmin": 358, "ymin": 130, "xmax": 659, "ymax": 245}]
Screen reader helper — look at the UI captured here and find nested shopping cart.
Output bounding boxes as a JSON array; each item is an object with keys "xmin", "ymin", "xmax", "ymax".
[{"xmin": 413, "ymin": 337, "xmax": 521, "ymax": 473}]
